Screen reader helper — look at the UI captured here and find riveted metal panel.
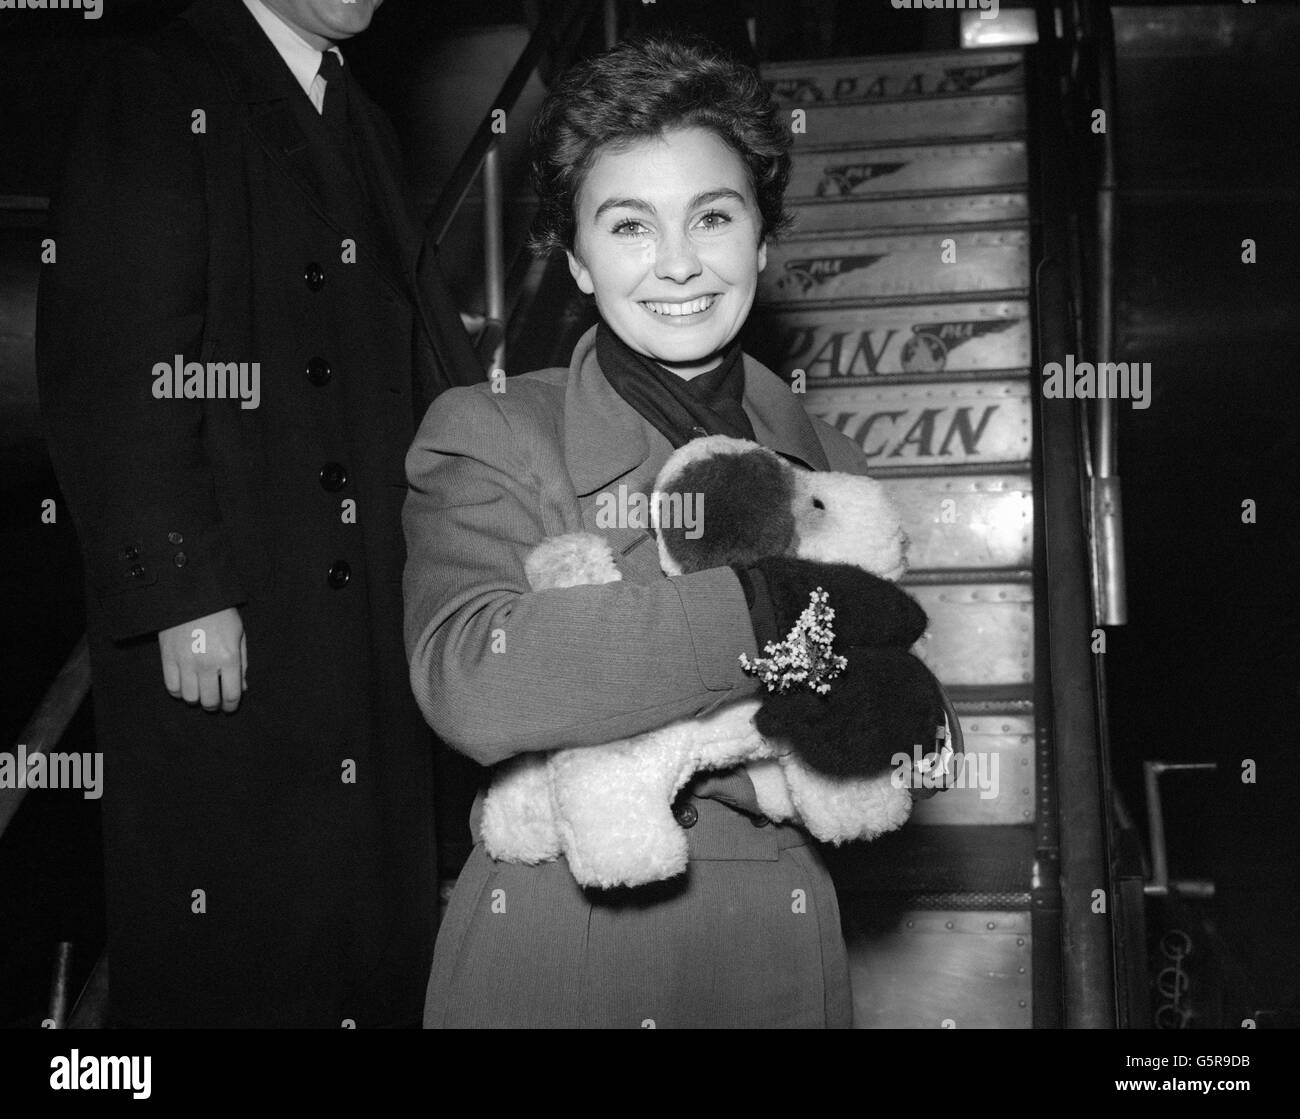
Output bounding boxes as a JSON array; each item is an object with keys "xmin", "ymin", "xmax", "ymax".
[
  {"xmin": 791, "ymin": 94, "xmax": 1026, "ymax": 147},
  {"xmin": 908, "ymin": 583, "xmax": 1035, "ymax": 687},
  {"xmin": 803, "ymin": 379, "xmax": 1032, "ymax": 469},
  {"xmin": 844, "ymin": 908, "xmax": 1033, "ymax": 1028},
  {"xmin": 753, "ymin": 300, "xmax": 1032, "ymax": 379},
  {"xmin": 787, "ymin": 140, "xmax": 1028, "ymax": 200},
  {"xmin": 760, "ymin": 228, "xmax": 1030, "ymax": 304},
  {"xmin": 790, "ymin": 191, "xmax": 1029, "ymax": 234},
  {"xmin": 763, "ymin": 50, "xmax": 1024, "ymax": 105},
  {"xmin": 884, "ymin": 473, "xmax": 1033, "ymax": 570},
  {"xmin": 912, "ymin": 714, "xmax": 1037, "ymax": 826}
]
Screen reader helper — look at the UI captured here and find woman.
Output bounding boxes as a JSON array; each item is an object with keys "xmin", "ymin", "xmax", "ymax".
[{"xmin": 403, "ymin": 35, "xmax": 931, "ymax": 1028}]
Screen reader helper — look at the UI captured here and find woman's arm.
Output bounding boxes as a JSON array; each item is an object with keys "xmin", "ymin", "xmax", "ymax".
[{"xmin": 402, "ymin": 385, "xmax": 760, "ymax": 765}]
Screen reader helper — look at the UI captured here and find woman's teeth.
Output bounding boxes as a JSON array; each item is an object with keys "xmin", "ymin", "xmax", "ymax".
[{"xmin": 643, "ymin": 295, "xmax": 716, "ymax": 317}]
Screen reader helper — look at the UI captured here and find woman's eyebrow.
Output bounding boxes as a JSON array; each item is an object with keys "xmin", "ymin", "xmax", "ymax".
[{"xmin": 591, "ymin": 188, "xmax": 747, "ymax": 221}]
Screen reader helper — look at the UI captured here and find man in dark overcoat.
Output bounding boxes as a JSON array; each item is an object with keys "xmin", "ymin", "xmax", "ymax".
[{"xmin": 36, "ymin": 0, "xmax": 479, "ymax": 1027}]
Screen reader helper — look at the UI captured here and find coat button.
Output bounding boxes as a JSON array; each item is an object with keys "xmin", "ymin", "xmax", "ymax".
[
  {"xmin": 172, "ymin": 551, "xmax": 187, "ymax": 568},
  {"xmin": 304, "ymin": 262, "xmax": 325, "ymax": 291},
  {"xmin": 751, "ymin": 814, "xmax": 770, "ymax": 827},
  {"xmin": 122, "ymin": 545, "xmax": 139, "ymax": 560},
  {"xmin": 167, "ymin": 531, "xmax": 184, "ymax": 545},
  {"xmin": 319, "ymin": 462, "xmax": 349, "ymax": 492},
  {"xmin": 673, "ymin": 801, "xmax": 698, "ymax": 829},
  {"xmin": 306, "ymin": 357, "xmax": 332, "ymax": 386},
  {"xmin": 327, "ymin": 561, "xmax": 351, "ymax": 589},
  {"xmin": 128, "ymin": 564, "xmax": 144, "ymax": 579}
]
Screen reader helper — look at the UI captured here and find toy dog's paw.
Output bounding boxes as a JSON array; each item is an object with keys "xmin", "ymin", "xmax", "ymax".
[
  {"xmin": 481, "ymin": 755, "xmax": 562, "ymax": 864},
  {"xmin": 525, "ymin": 532, "xmax": 622, "ymax": 590}
]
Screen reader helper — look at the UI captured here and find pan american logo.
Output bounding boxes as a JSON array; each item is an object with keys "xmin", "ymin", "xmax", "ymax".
[
  {"xmin": 901, "ymin": 318, "xmax": 1019, "ymax": 373},
  {"xmin": 776, "ymin": 314, "xmax": 1024, "ymax": 378},
  {"xmin": 938, "ymin": 62, "xmax": 1021, "ymax": 93},
  {"xmin": 816, "ymin": 161, "xmax": 909, "ymax": 197},
  {"xmin": 778, "ymin": 254, "xmax": 887, "ymax": 296}
]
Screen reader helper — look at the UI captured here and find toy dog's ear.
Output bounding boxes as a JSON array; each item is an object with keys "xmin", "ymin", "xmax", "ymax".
[{"xmin": 652, "ymin": 435, "xmax": 796, "ymax": 575}]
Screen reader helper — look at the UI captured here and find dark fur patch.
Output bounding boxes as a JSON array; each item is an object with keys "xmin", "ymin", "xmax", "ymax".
[{"xmin": 660, "ymin": 448, "xmax": 796, "ymax": 573}]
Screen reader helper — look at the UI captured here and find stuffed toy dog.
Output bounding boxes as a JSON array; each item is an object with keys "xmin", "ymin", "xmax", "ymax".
[{"xmin": 480, "ymin": 436, "xmax": 950, "ymax": 889}]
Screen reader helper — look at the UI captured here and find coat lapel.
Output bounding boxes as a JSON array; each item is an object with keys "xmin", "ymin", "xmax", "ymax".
[
  {"xmin": 562, "ymin": 324, "xmax": 831, "ymax": 500},
  {"xmin": 183, "ymin": 0, "xmax": 412, "ymax": 303}
]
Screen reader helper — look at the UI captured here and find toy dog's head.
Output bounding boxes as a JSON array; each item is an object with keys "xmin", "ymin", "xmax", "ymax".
[{"xmin": 651, "ymin": 435, "xmax": 906, "ymax": 581}]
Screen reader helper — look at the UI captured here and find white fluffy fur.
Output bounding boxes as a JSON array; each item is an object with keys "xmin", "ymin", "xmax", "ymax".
[{"xmin": 480, "ymin": 438, "xmax": 915, "ymax": 888}]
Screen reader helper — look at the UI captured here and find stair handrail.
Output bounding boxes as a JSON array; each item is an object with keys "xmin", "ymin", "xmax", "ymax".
[
  {"xmin": 0, "ymin": 636, "xmax": 91, "ymax": 843},
  {"xmin": 1029, "ymin": 0, "xmax": 1118, "ymax": 1028},
  {"xmin": 421, "ymin": 0, "xmax": 605, "ymax": 379}
]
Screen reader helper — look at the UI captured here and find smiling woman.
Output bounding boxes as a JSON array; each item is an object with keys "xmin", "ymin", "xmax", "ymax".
[{"xmin": 401, "ymin": 34, "xmax": 932, "ymax": 1029}]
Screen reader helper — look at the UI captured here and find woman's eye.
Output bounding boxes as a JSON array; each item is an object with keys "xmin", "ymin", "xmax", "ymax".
[
  {"xmin": 696, "ymin": 210, "xmax": 731, "ymax": 230},
  {"xmin": 611, "ymin": 219, "xmax": 649, "ymax": 237}
]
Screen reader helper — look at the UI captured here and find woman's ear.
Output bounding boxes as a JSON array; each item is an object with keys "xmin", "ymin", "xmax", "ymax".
[
  {"xmin": 757, "ymin": 238, "xmax": 768, "ymax": 274},
  {"xmin": 566, "ymin": 249, "xmax": 595, "ymax": 295}
]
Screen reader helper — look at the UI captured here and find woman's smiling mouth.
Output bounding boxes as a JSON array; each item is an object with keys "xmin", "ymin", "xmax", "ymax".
[{"xmin": 640, "ymin": 295, "xmax": 718, "ymax": 317}]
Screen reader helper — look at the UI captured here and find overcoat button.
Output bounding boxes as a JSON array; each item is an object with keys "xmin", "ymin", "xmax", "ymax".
[
  {"xmin": 319, "ymin": 462, "xmax": 349, "ymax": 492},
  {"xmin": 673, "ymin": 802, "xmax": 698, "ymax": 829},
  {"xmin": 129, "ymin": 564, "xmax": 144, "ymax": 579},
  {"xmin": 327, "ymin": 561, "xmax": 351, "ymax": 589},
  {"xmin": 306, "ymin": 357, "xmax": 332, "ymax": 386},
  {"xmin": 304, "ymin": 262, "xmax": 325, "ymax": 291},
  {"xmin": 173, "ymin": 551, "xmax": 187, "ymax": 568},
  {"xmin": 122, "ymin": 545, "xmax": 139, "ymax": 560},
  {"xmin": 167, "ymin": 531, "xmax": 184, "ymax": 545},
  {"xmin": 751, "ymin": 815, "xmax": 770, "ymax": 828}
]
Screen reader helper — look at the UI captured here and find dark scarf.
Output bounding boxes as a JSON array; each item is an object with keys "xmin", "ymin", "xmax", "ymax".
[{"xmin": 595, "ymin": 321, "xmax": 756, "ymax": 449}]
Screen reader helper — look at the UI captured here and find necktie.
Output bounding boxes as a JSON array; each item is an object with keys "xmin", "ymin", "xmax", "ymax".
[
  {"xmin": 317, "ymin": 50, "xmax": 349, "ymax": 141},
  {"xmin": 317, "ymin": 49, "xmax": 372, "ymax": 203}
]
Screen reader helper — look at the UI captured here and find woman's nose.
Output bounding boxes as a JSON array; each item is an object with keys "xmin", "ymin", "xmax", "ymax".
[{"xmin": 654, "ymin": 230, "xmax": 702, "ymax": 283}]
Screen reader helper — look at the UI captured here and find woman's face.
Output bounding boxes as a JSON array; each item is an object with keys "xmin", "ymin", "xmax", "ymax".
[{"xmin": 567, "ymin": 126, "xmax": 767, "ymax": 378}]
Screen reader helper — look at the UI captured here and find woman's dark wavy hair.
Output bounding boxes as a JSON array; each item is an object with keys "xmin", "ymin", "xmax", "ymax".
[{"xmin": 528, "ymin": 33, "xmax": 792, "ymax": 256}]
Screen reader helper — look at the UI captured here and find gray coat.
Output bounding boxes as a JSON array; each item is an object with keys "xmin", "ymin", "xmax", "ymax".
[{"xmin": 403, "ymin": 325, "xmax": 874, "ymax": 1027}]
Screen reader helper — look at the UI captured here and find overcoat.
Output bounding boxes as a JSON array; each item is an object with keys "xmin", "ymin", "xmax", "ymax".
[
  {"xmin": 36, "ymin": 0, "xmax": 479, "ymax": 1027},
  {"xmin": 403, "ymin": 325, "xmax": 876, "ymax": 1028}
]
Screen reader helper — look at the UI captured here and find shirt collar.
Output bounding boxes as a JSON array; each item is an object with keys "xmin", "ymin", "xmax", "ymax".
[{"xmin": 242, "ymin": 0, "xmax": 342, "ymax": 100}]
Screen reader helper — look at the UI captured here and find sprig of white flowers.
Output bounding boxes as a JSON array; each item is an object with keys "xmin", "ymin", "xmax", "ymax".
[{"xmin": 739, "ymin": 588, "xmax": 847, "ymax": 695}]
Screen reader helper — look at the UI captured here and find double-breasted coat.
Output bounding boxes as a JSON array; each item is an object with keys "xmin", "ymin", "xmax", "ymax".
[
  {"xmin": 403, "ymin": 325, "xmax": 875, "ymax": 1028},
  {"xmin": 36, "ymin": 0, "xmax": 480, "ymax": 1027}
]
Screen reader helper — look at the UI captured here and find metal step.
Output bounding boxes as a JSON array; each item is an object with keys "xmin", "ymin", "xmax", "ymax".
[
  {"xmin": 827, "ymin": 824, "xmax": 1037, "ymax": 895},
  {"xmin": 911, "ymin": 713, "xmax": 1036, "ymax": 826},
  {"xmin": 743, "ymin": 299, "xmax": 1032, "ymax": 378},
  {"xmin": 790, "ymin": 191, "xmax": 1029, "ymax": 235},
  {"xmin": 788, "ymin": 93, "xmax": 1025, "ymax": 147},
  {"xmin": 884, "ymin": 472, "xmax": 1033, "ymax": 572},
  {"xmin": 842, "ymin": 906, "xmax": 1033, "ymax": 1029},
  {"xmin": 759, "ymin": 227, "xmax": 1030, "ymax": 304},
  {"xmin": 762, "ymin": 49, "xmax": 1024, "ymax": 105},
  {"xmin": 802, "ymin": 376, "xmax": 1032, "ymax": 470},
  {"xmin": 910, "ymin": 581, "xmax": 1035, "ymax": 688},
  {"xmin": 786, "ymin": 140, "xmax": 1027, "ymax": 200}
]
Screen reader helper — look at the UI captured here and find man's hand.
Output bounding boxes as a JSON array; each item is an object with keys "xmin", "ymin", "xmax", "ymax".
[{"xmin": 158, "ymin": 608, "xmax": 247, "ymax": 713}]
